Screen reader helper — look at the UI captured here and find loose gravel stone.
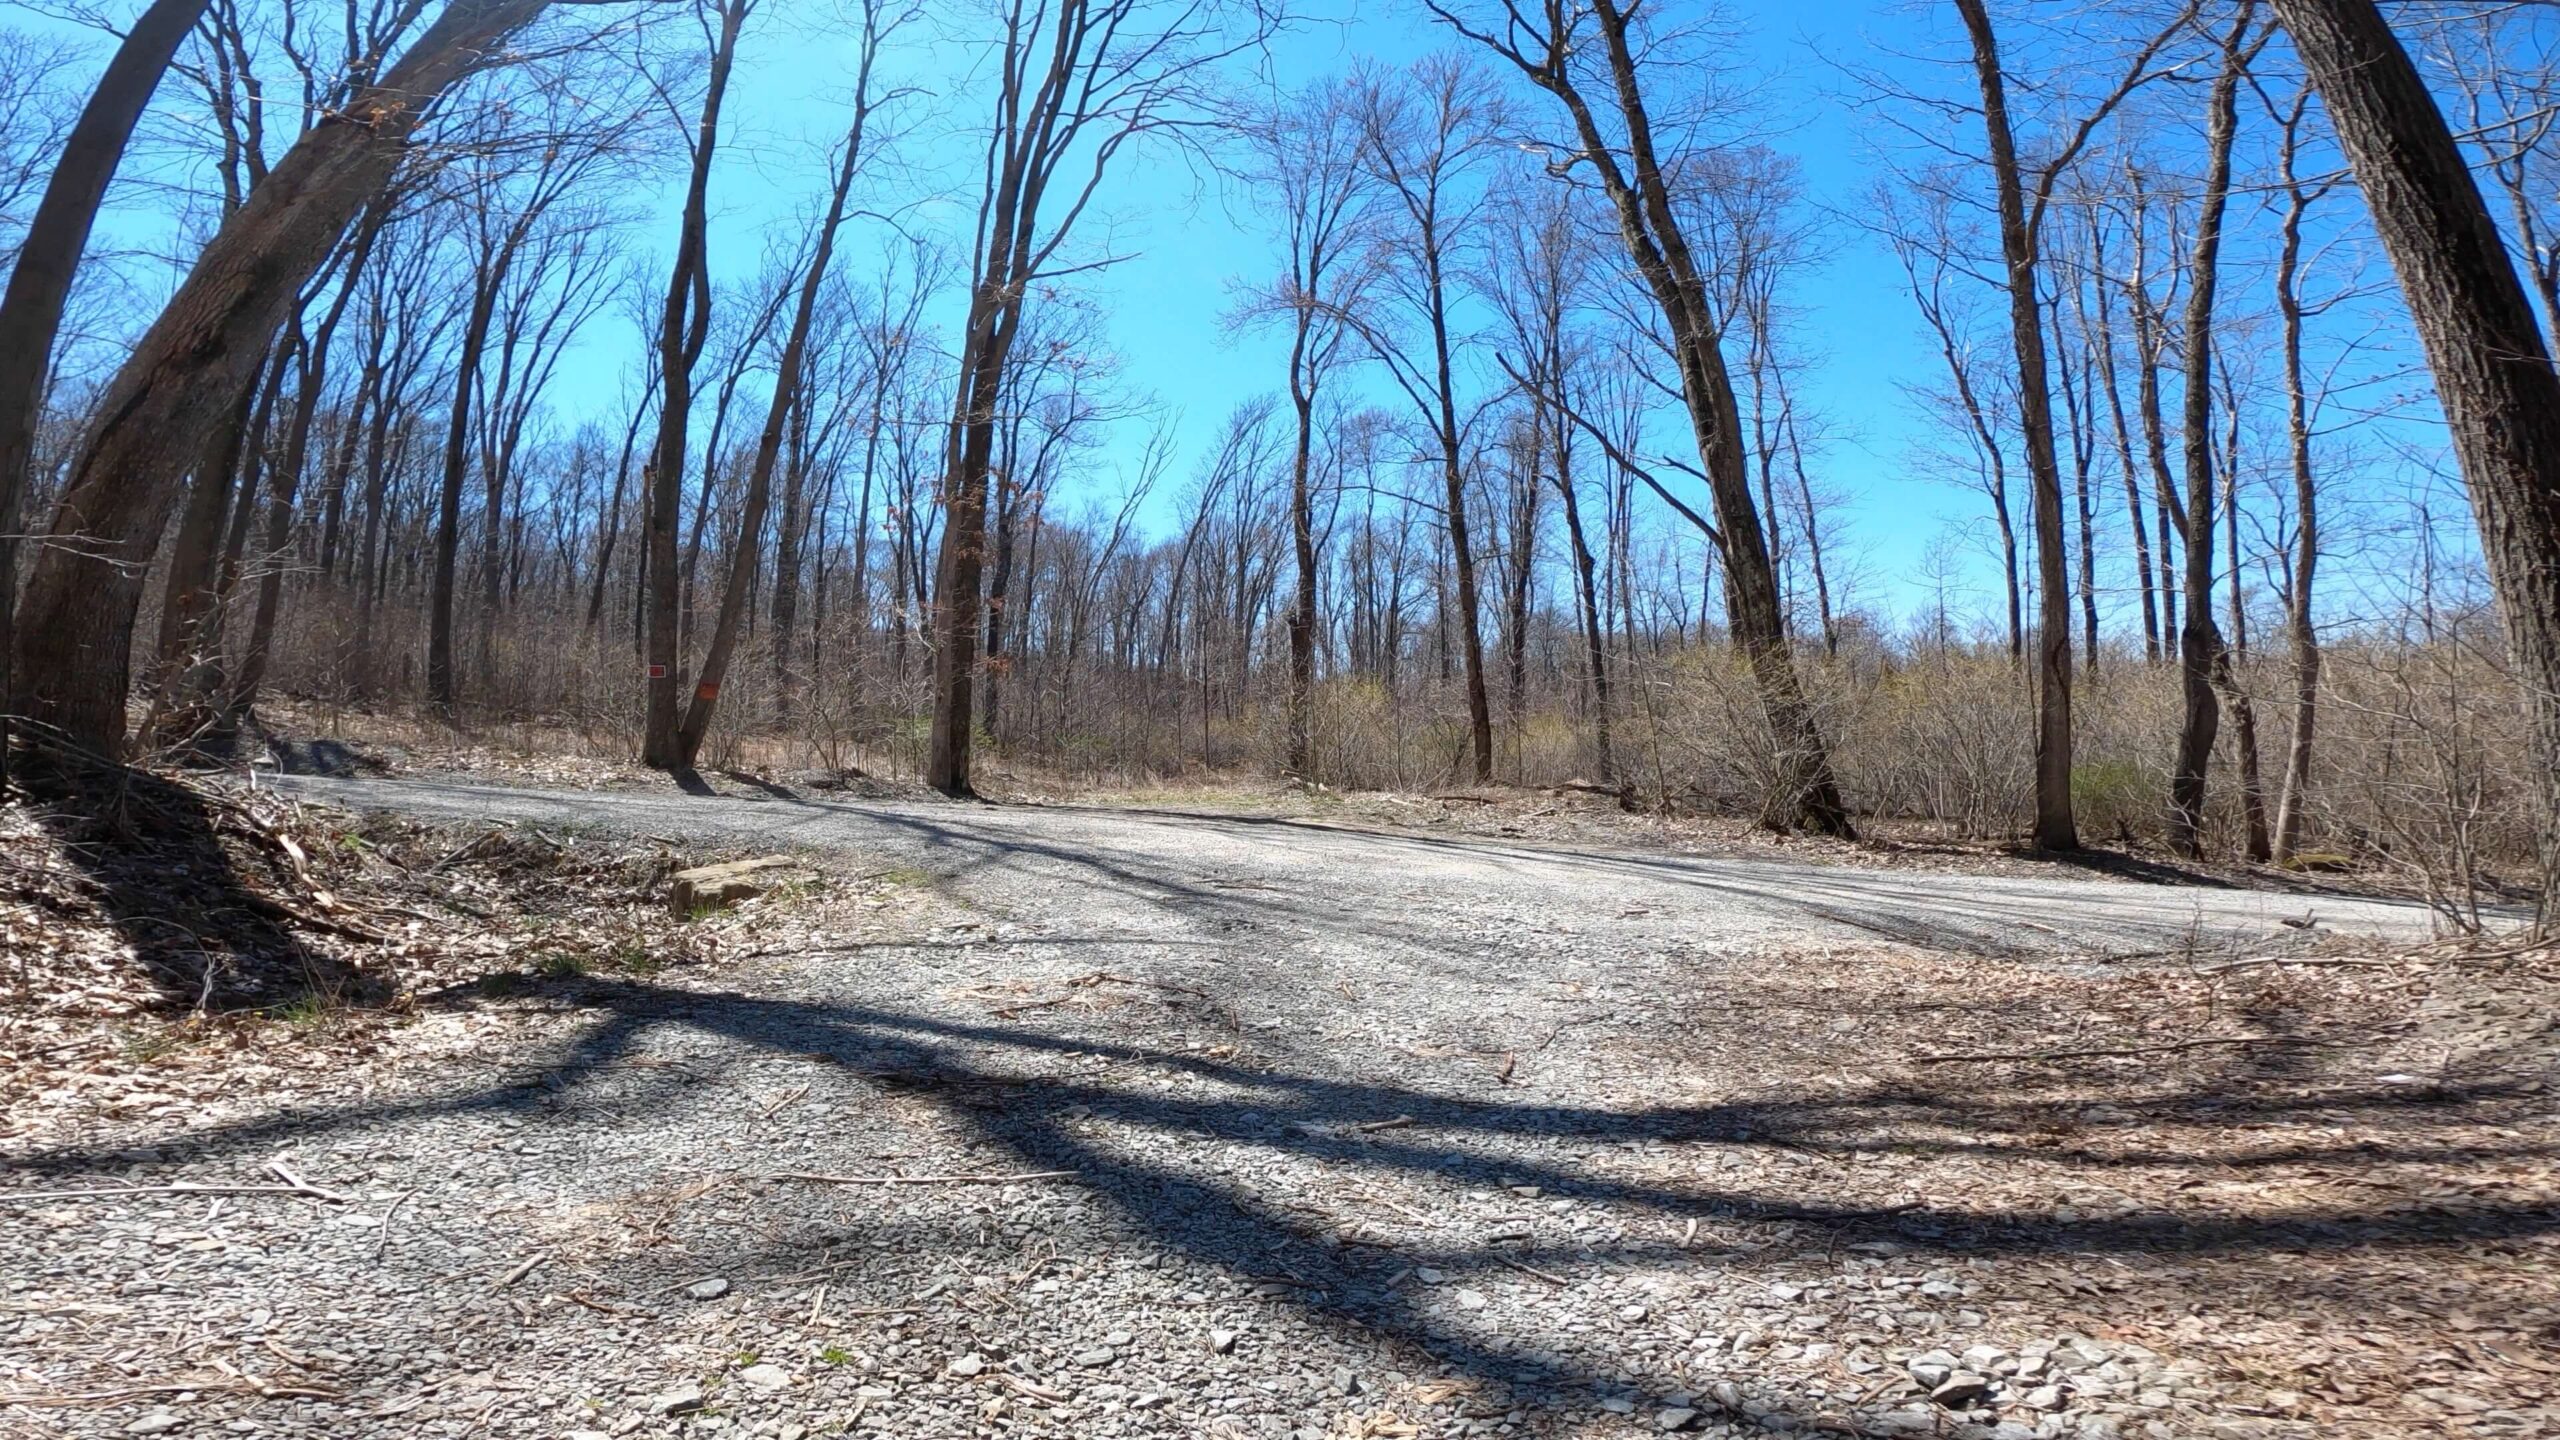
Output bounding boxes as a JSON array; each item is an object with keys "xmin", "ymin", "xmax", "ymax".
[{"xmin": 6, "ymin": 777, "xmax": 2520, "ymax": 1440}]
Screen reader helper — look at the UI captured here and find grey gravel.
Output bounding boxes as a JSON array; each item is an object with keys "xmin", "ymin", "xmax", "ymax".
[{"xmin": 0, "ymin": 777, "xmax": 2485, "ymax": 1440}]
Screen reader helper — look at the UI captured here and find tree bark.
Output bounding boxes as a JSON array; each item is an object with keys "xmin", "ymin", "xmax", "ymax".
[
  {"xmin": 1438, "ymin": 0, "xmax": 1851, "ymax": 834},
  {"xmin": 1954, "ymin": 0, "xmax": 2076, "ymax": 850},
  {"xmin": 678, "ymin": 60, "xmax": 879, "ymax": 767},
  {"xmin": 2167, "ymin": 7, "xmax": 2254, "ymax": 858},
  {"xmin": 2269, "ymin": 90, "xmax": 2327, "ymax": 863},
  {"xmin": 10, "ymin": 0, "xmax": 558, "ymax": 756},
  {"xmin": 642, "ymin": 0, "xmax": 748, "ymax": 769},
  {"xmin": 0, "ymin": 0, "xmax": 212, "ymax": 776},
  {"xmin": 2272, "ymin": 0, "xmax": 2560, "ymax": 923}
]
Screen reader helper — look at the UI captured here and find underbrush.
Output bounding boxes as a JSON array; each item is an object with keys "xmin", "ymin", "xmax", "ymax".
[{"xmin": 0, "ymin": 743, "xmax": 834, "ymax": 1118}]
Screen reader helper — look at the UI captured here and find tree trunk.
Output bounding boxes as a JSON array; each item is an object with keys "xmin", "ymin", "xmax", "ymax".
[
  {"xmin": 145, "ymin": 381, "xmax": 259, "ymax": 711},
  {"xmin": 2273, "ymin": 0, "xmax": 2560, "ymax": 922},
  {"xmin": 927, "ymin": 289, "xmax": 1018, "ymax": 794},
  {"xmin": 350, "ymin": 376, "xmax": 401, "ymax": 694},
  {"xmin": 1284, "ymin": 341, "xmax": 1318, "ymax": 779},
  {"xmin": 2270, "ymin": 94, "xmax": 2326, "ymax": 864},
  {"xmin": 1553, "ymin": 404, "xmax": 1614, "ymax": 784},
  {"xmin": 677, "ymin": 63, "xmax": 877, "ymax": 767},
  {"xmin": 0, "ymin": 0, "xmax": 211, "ymax": 776},
  {"xmin": 642, "ymin": 0, "xmax": 747, "ymax": 769},
  {"xmin": 10, "ymin": 0, "xmax": 557, "ymax": 756},
  {"xmin": 2167, "ymin": 9, "xmax": 2253, "ymax": 858},
  {"xmin": 1955, "ymin": 0, "xmax": 2076, "ymax": 851}
]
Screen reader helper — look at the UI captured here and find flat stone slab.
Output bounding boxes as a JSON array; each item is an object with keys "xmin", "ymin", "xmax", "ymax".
[{"xmin": 668, "ymin": 856, "xmax": 801, "ymax": 916}]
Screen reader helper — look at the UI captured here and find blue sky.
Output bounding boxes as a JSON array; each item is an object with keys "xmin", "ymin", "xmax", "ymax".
[
  {"xmin": 661, "ymin": 0, "xmax": 1973, "ymax": 623},
  {"xmin": 25, "ymin": 0, "xmax": 2484, "ymax": 636}
]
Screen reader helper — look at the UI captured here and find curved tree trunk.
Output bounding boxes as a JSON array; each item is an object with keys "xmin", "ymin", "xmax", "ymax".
[
  {"xmin": 641, "ymin": 0, "xmax": 748, "ymax": 769},
  {"xmin": 2269, "ymin": 92, "xmax": 2327, "ymax": 863},
  {"xmin": 678, "ymin": 56, "xmax": 882, "ymax": 768},
  {"xmin": 0, "ymin": 0, "xmax": 212, "ymax": 776},
  {"xmin": 10, "ymin": 0, "xmax": 559, "ymax": 757}
]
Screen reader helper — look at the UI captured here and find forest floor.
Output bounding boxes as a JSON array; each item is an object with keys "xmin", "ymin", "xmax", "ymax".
[{"xmin": 2, "ymin": 747, "xmax": 2556, "ymax": 1440}]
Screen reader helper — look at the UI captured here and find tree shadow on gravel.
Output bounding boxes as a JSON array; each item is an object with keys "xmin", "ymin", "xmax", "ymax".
[{"xmin": 10, "ymin": 965, "xmax": 2555, "ymax": 1430}]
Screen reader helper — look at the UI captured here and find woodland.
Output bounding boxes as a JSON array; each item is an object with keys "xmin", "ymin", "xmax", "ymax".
[
  {"xmin": 6, "ymin": 6, "xmax": 2560, "ymax": 1437},
  {"xmin": 0, "ymin": 0, "xmax": 2554, "ymax": 932}
]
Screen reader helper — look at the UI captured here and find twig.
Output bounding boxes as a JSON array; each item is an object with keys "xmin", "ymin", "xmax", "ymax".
[
  {"xmin": 430, "ymin": 827, "xmax": 507, "ymax": 872},
  {"xmin": 2199, "ymin": 955, "xmax": 2394, "ymax": 973},
  {"xmin": 773, "ymin": 1170, "xmax": 1077, "ymax": 1187},
  {"xmin": 1915, "ymin": 1035, "xmax": 2318, "ymax": 1065},
  {"xmin": 1352, "ymin": 1115, "xmax": 1417, "ymax": 1134},
  {"xmin": 1354, "ymin": 1190, "xmax": 1433, "ymax": 1224},
  {"xmin": 0, "ymin": 1183, "xmax": 322, "ymax": 1205},
  {"xmin": 375, "ymin": 1187, "xmax": 417, "ymax": 1263},
  {"xmin": 1488, "ymin": 1253, "xmax": 1569, "ymax": 1286},
  {"xmin": 264, "ymin": 1159, "xmax": 351, "ymax": 1203},
  {"xmin": 488, "ymin": 1253, "xmax": 548, "ymax": 1292}
]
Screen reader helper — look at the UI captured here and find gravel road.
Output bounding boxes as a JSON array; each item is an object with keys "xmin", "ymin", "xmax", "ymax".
[
  {"xmin": 4, "ymin": 777, "xmax": 2498, "ymax": 1440},
  {"xmin": 270, "ymin": 774, "xmax": 2436, "ymax": 957}
]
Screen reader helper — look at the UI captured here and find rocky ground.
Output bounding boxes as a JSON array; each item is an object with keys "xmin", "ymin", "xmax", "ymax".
[{"xmin": 3, "ymin": 770, "xmax": 2555, "ymax": 1440}]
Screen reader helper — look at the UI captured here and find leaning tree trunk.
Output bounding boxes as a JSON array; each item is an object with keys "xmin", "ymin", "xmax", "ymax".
[
  {"xmin": 2272, "ymin": 0, "xmax": 2560, "ymax": 926},
  {"xmin": 0, "ymin": 0, "xmax": 212, "ymax": 778},
  {"xmin": 10, "ymin": 0, "xmax": 557, "ymax": 757},
  {"xmin": 1584, "ymin": 0, "xmax": 1851, "ymax": 835}
]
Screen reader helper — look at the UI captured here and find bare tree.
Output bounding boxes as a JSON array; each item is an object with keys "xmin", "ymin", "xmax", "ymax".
[
  {"xmin": 12, "ymin": 0, "xmax": 566, "ymax": 756},
  {"xmin": 0, "ymin": 0, "xmax": 212, "ymax": 777},
  {"xmin": 1488, "ymin": 180, "xmax": 1614, "ymax": 781},
  {"xmin": 2260, "ymin": 77, "xmax": 2337, "ymax": 863},
  {"xmin": 1949, "ymin": 0, "xmax": 2200, "ymax": 850},
  {"xmin": 1431, "ymin": 0, "xmax": 1853, "ymax": 835},
  {"xmin": 1239, "ymin": 76, "xmax": 1371, "ymax": 780},
  {"xmin": 922, "ymin": 0, "xmax": 1270, "ymax": 795},
  {"xmin": 2272, "ymin": 0, "xmax": 2560, "ymax": 923},
  {"xmin": 1334, "ymin": 56, "xmax": 1499, "ymax": 783},
  {"xmin": 677, "ymin": 0, "xmax": 904, "ymax": 765},
  {"xmin": 2167, "ymin": 4, "xmax": 2264, "ymax": 859},
  {"xmin": 640, "ymin": 0, "xmax": 750, "ymax": 769}
]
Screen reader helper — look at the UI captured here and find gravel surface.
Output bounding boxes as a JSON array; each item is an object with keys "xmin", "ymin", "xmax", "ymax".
[{"xmin": 4, "ymin": 776, "xmax": 2542, "ymax": 1440}]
